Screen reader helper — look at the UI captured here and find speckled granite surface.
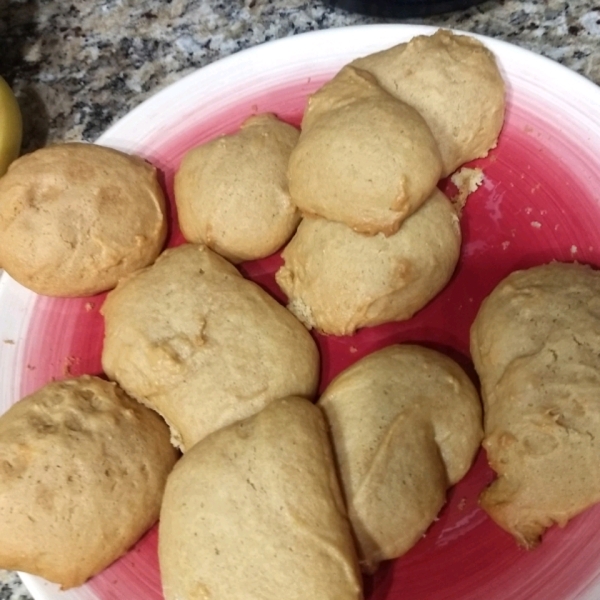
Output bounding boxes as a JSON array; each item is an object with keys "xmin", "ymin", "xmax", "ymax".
[
  {"xmin": 1, "ymin": 0, "xmax": 599, "ymax": 598},
  {"xmin": 0, "ymin": 571, "xmax": 31, "ymax": 600}
]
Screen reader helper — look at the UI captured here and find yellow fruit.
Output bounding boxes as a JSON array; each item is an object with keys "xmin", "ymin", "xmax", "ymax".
[{"xmin": 0, "ymin": 76, "xmax": 22, "ymax": 177}]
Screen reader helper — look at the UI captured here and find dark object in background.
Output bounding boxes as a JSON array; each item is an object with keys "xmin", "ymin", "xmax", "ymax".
[{"xmin": 327, "ymin": 0, "xmax": 485, "ymax": 18}]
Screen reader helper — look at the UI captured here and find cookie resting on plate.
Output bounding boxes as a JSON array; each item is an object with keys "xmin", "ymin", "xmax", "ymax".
[
  {"xmin": 471, "ymin": 262, "xmax": 600, "ymax": 547},
  {"xmin": 101, "ymin": 243, "xmax": 320, "ymax": 452},
  {"xmin": 319, "ymin": 344, "xmax": 482, "ymax": 572},
  {"xmin": 0, "ymin": 142, "xmax": 167, "ymax": 297},
  {"xmin": 0, "ymin": 376, "xmax": 178, "ymax": 589},
  {"xmin": 159, "ymin": 397, "xmax": 363, "ymax": 600}
]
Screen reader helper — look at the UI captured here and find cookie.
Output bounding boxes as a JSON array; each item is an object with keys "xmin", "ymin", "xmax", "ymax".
[
  {"xmin": 0, "ymin": 376, "xmax": 178, "ymax": 588},
  {"xmin": 319, "ymin": 345, "xmax": 482, "ymax": 572},
  {"xmin": 276, "ymin": 188, "xmax": 460, "ymax": 336},
  {"xmin": 159, "ymin": 397, "xmax": 363, "ymax": 600},
  {"xmin": 288, "ymin": 66, "xmax": 443, "ymax": 235},
  {"xmin": 0, "ymin": 142, "xmax": 167, "ymax": 296},
  {"xmin": 175, "ymin": 114, "xmax": 300, "ymax": 263},
  {"xmin": 471, "ymin": 262, "xmax": 600, "ymax": 548},
  {"xmin": 353, "ymin": 29, "xmax": 505, "ymax": 176},
  {"xmin": 101, "ymin": 243, "xmax": 320, "ymax": 452}
]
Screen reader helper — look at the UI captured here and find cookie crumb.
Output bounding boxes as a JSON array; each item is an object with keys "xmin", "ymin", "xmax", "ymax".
[{"xmin": 450, "ymin": 167, "xmax": 484, "ymax": 215}]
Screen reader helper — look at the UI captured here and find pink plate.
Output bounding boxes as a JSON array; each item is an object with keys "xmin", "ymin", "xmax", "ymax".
[{"xmin": 2, "ymin": 23, "xmax": 600, "ymax": 600}]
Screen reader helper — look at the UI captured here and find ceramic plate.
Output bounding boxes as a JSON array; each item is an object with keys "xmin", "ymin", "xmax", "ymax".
[{"xmin": 2, "ymin": 23, "xmax": 600, "ymax": 600}]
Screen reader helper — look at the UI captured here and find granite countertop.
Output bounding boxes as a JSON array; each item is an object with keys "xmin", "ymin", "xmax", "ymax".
[{"xmin": 1, "ymin": 0, "xmax": 600, "ymax": 598}]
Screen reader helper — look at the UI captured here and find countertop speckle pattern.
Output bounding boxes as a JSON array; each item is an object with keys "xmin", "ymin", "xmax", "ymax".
[
  {"xmin": 0, "ymin": 572, "xmax": 33, "ymax": 600},
  {"xmin": 1, "ymin": 0, "xmax": 600, "ymax": 598}
]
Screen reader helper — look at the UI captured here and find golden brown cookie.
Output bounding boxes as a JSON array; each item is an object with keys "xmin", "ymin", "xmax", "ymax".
[
  {"xmin": 276, "ymin": 188, "xmax": 460, "ymax": 336},
  {"xmin": 471, "ymin": 262, "xmax": 600, "ymax": 548},
  {"xmin": 101, "ymin": 243, "xmax": 320, "ymax": 452},
  {"xmin": 159, "ymin": 396, "xmax": 363, "ymax": 600},
  {"xmin": 0, "ymin": 142, "xmax": 167, "ymax": 297},
  {"xmin": 0, "ymin": 376, "xmax": 178, "ymax": 589},
  {"xmin": 288, "ymin": 66, "xmax": 443, "ymax": 236},
  {"xmin": 353, "ymin": 29, "xmax": 505, "ymax": 177},
  {"xmin": 175, "ymin": 114, "xmax": 300, "ymax": 263},
  {"xmin": 319, "ymin": 345, "xmax": 482, "ymax": 572}
]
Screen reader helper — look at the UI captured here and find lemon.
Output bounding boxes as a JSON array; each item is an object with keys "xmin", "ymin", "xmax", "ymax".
[{"xmin": 0, "ymin": 76, "xmax": 22, "ymax": 177}]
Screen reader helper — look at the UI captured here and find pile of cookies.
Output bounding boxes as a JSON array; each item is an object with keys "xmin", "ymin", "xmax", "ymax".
[
  {"xmin": 278, "ymin": 30, "xmax": 504, "ymax": 335},
  {"xmin": 1, "ymin": 28, "xmax": 599, "ymax": 600}
]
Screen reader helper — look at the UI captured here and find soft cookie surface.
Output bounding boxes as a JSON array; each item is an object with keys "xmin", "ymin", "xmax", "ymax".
[
  {"xmin": 353, "ymin": 29, "xmax": 505, "ymax": 176},
  {"xmin": 0, "ymin": 142, "xmax": 167, "ymax": 296},
  {"xmin": 288, "ymin": 66, "xmax": 442, "ymax": 235},
  {"xmin": 175, "ymin": 114, "xmax": 300, "ymax": 263},
  {"xmin": 101, "ymin": 243, "xmax": 320, "ymax": 452},
  {"xmin": 0, "ymin": 376, "xmax": 178, "ymax": 589},
  {"xmin": 319, "ymin": 344, "xmax": 482, "ymax": 572},
  {"xmin": 159, "ymin": 397, "xmax": 363, "ymax": 600},
  {"xmin": 276, "ymin": 189, "xmax": 460, "ymax": 336},
  {"xmin": 471, "ymin": 262, "xmax": 600, "ymax": 548}
]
